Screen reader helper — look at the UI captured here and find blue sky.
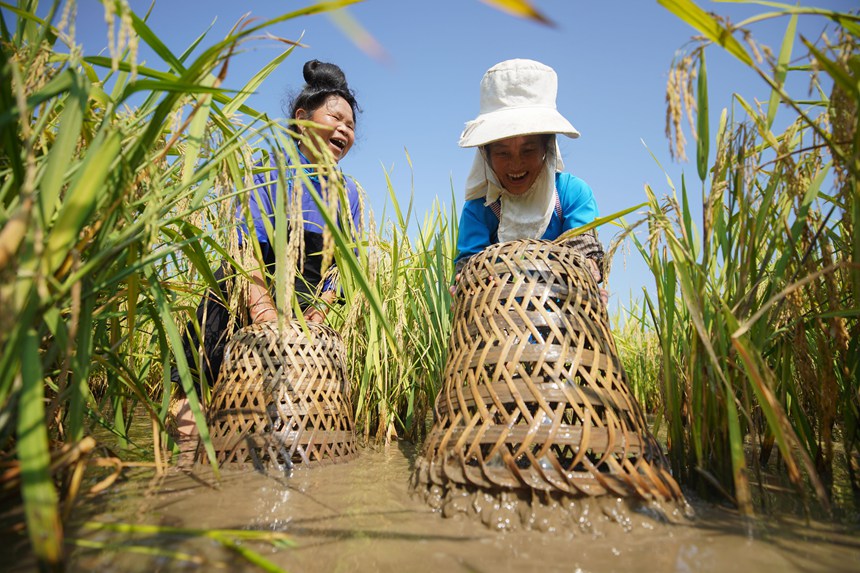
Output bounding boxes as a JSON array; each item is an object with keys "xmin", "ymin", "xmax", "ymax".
[{"xmin": 70, "ymin": 0, "xmax": 854, "ymax": 312}]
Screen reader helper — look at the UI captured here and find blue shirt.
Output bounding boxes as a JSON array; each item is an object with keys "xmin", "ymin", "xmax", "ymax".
[
  {"xmin": 240, "ymin": 150, "xmax": 361, "ymax": 248},
  {"xmin": 238, "ymin": 149, "xmax": 361, "ymax": 299},
  {"xmin": 455, "ymin": 172, "xmax": 598, "ymax": 263}
]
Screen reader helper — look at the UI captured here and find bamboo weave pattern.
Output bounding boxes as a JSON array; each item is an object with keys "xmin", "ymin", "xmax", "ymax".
[
  {"xmin": 414, "ymin": 239, "xmax": 683, "ymax": 501},
  {"xmin": 204, "ymin": 321, "xmax": 356, "ymax": 468}
]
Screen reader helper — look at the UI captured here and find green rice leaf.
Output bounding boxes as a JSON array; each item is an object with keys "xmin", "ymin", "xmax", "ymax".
[
  {"xmin": 658, "ymin": 0, "xmax": 753, "ymax": 65},
  {"xmin": 696, "ymin": 54, "xmax": 709, "ymax": 183},
  {"xmin": 128, "ymin": 9, "xmax": 185, "ymax": 74},
  {"xmin": 0, "ymin": 47, "xmax": 24, "ymax": 188},
  {"xmin": 119, "ymin": 79, "xmax": 233, "ymax": 101},
  {"xmin": 0, "ymin": 1, "xmax": 57, "ymax": 46},
  {"xmin": 178, "ymin": 19, "xmax": 216, "ymax": 64},
  {"xmin": 555, "ymin": 202, "xmax": 646, "ymax": 241},
  {"xmin": 39, "ymin": 69, "xmax": 89, "ymax": 226},
  {"xmin": 766, "ymin": 13, "xmax": 796, "ymax": 130},
  {"xmin": 730, "ymin": 329, "xmax": 829, "ymax": 508},
  {"xmin": 0, "ymin": 65, "xmax": 74, "ymax": 128},
  {"xmin": 18, "ymin": 325, "xmax": 63, "ymax": 569},
  {"xmin": 306, "ymin": 180, "xmax": 399, "ymax": 351},
  {"xmin": 161, "ymin": 224, "xmax": 223, "ymax": 301},
  {"xmin": 802, "ymin": 37, "xmax": 859, "ymax": 100},
  {"xmin": 68, "ymin": 292, "xmax": 96, "ymax": 443},
  {"xmin": 145, "ymin": 266, "xmax": 219, "ymax": 473},
  {"xmin": 723, "ymin": 377, "xmax": 751, "ymax": 514},
  {"xmin": 45, "ymin": 130, "xmax": 121, "ymax": 273},
  {"xmin": 839, "ymin": 17, "xmax": 860, "ymax": 38},
  {"xmin": 222, "ymin": 47, "xmax": 295, "ymax": 118},
  {"xmin": 182, "ymin": 75, "xmax": 215, "ymax": 185}
]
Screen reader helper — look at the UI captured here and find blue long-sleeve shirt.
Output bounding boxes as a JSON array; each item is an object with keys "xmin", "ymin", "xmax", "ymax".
[{"xmin": 455, "ymin": 172, "xmax": 598, "ymax": 264}]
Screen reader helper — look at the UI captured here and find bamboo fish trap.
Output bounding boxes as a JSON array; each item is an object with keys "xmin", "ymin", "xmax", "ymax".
[
  {"xmin": 203, "ymin": 321, "xmax": 357, "ymax": 469},
  {"xmin": 413, "ymin": 239, "xmax": 684, "ymax": 502}
]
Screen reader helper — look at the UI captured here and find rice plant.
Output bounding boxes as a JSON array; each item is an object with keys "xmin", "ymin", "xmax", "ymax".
[
  {"xmin": 0, "ymin": 0, "xmax": 364, "ymax": 568},
  {"xmin": 322, "ymin": 172, "xmax": 458, "ymax": 443},
  {"xmin": 629, "ymin": 0, "xmax": 860, "ymax": 514},
  {"xmin": 611, "ymin": 299, "xmax": 663, "ymax": 416}
]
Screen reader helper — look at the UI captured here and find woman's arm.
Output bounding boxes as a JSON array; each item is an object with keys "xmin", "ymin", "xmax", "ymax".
[
  {"xmin": 557, "ymin": 174, "xmax": 605, "ymax": 282},
  {"xmin": 248, "ymin": 267, "xmax": 277, "ymax": 323},
  {"xmin": 455, "ymin": 200, "xmax": 495, "ymax": 266}
]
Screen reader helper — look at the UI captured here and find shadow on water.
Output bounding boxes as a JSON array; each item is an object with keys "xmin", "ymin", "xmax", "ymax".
[{"xmin": 2, "ymin": 437, "xmax": 860, "ymax": 573}]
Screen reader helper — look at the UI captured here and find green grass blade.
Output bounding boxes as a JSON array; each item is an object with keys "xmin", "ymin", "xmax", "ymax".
[
  {"xmin": 178, "ymin": 19, "xmax": 216, "ymax": 64},
  {"xmin": 723, "ymin": 379, "xmax": 751, "ymax": 514},
  {"xmin": 802, "ymin": 37, "xmax": 859, "ymax": 101},
  {"xmin": 306, "ymin": 181, "xmax": 399, "ymax": 351},
  {"xmin": 730, "ymin": 330, "xmax": 830, "ymax": 508},
  {"xmin": 0, "ymin": 45, "xmax": 24, "ymax": 190},
  {"xmin": 68, "ymin": 294, "xmax": 95, "ymax": 443},
  {"xmin": 0, "ymin": 62, "xmax": 75, "ymax": 128}
]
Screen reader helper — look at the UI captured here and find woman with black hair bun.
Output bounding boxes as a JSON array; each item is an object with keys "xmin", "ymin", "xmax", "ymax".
[
  {"xmin": 244, "ymin": 58, "xmax": 361, "ymax": 325},
  {"xmin": 171, "ymin": 60, "xmax": 362, "ymax": 462},
  {"xmin": 288, "ymin": 59, "xmax": 359, "ymax": 166}
]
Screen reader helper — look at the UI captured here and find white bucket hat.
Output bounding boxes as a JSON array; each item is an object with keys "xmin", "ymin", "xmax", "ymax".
[{"xmin": 458, "ymin": 59, "xmax": 580, "ymax": 148}]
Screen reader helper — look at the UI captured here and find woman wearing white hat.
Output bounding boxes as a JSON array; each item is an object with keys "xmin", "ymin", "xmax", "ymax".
[{"xmin": 454, "ymin": 59, "xmax": 606, "ymax": 299}]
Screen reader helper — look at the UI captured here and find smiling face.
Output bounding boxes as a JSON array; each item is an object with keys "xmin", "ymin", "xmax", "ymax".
[
  {"xmin": 296, "ymin": 94, "xmax": 355, "ymax": 163},
  {"xmin": 485, "ymin": 134, "xmax": 549, "ymax": 196}
]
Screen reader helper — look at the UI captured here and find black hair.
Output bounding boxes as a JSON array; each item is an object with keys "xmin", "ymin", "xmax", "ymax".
[{"xmin": 286, "ymin": 60, "xmax": 360, "ymax": 127}]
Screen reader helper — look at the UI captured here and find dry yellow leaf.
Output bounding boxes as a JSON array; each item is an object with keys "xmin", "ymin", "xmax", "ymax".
[{"xmin": 479, "ymin": 0, "xmax": 555, "ymax": 26}]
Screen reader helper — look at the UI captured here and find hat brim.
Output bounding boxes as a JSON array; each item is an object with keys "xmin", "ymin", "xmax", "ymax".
[{"xmin": 458, "ymin": 106, "xmax": 580, "ymax": 148}]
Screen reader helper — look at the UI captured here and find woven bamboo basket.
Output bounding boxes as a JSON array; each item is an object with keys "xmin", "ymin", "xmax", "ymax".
[
  {"xmin": 413, "ymin": 239, "xmax": 684, "ymax": 502},
  {"xmin": 203, "ymin": 321, "xmax": 357, "ymax": 469}
]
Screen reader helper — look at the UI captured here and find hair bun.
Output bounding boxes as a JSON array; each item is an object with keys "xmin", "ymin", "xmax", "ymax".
[{"xmin": 303, "ymin": 59, "xmax": 349, "ymax": 91}]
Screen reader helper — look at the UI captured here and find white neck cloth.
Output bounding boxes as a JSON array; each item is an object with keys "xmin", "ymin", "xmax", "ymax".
[{"xmin": 464, "ymin": 136, "xmax": 564, "ymax": 243}]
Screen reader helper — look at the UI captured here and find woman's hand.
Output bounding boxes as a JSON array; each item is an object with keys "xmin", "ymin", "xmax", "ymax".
[
  {"xmin": 586, "ymin": 258, "xmax": 609, "ymax": 306},
  {"xmin": 598, "ymin": 288, "xmax": 609, "ymax": 306},
  {"xmin": 449, "ymin": 273, "xmax": 460, "ymax": 297},
  {"xmin": 586, "ymin": 258, "xmax": 601, "ymax": 283},
  {"xmin": 304, "ymin": 306, "xmax": 326, "ymax": 324},
  {"xmin": 304, "ymin": 290, "xmax": 337, "ymax": 324}
]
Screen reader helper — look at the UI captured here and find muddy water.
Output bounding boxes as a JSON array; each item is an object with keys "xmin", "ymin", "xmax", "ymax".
[{"xmin": 31, "ymin": 443, "xmax": 857, "ymax": 573}]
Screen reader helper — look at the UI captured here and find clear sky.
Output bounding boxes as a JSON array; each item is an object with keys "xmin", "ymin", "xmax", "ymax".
[{"xmin": 69, "ymin": 0, "xmax": 854, "ymax": 313}]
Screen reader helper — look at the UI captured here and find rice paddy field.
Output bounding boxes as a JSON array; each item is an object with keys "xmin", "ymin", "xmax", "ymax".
[{"xmin": 0, "ymin": 1, "xmax": 858, "ymax": 571}]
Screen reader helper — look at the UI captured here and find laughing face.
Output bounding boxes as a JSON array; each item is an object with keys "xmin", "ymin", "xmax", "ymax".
[
  {"xmin": 485, "ymin": 135, "xmax": 549, "ymax": 196},
  {"xmin": 296, "ymin": 94, "xmax": 355, "ymax": 163}
]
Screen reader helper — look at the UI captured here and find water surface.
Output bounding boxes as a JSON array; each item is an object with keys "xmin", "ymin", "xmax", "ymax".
[{"xmin": 22, "ymin": 443, "xmax": 854, "ymax": 572}]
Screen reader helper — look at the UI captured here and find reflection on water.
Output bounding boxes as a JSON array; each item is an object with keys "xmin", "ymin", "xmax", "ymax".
[{"xmin": 1, "ymin": 442, "xmax": 854, "ymax": 573}]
